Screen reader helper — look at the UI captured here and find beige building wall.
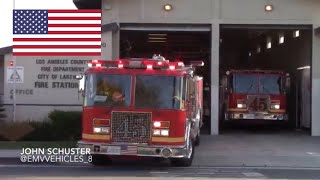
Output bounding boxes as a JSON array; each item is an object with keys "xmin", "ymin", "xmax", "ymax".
[
  {"xmin": 2, "ymin": 54, "xmax": 97, "ymax": 121},
  {"xmin": 311, "ymin": 10, "xmax": 320, "ymax": 136},
  {"xmin": 101, "ymin": 0, "xmax": 320, "ymax": 136}
]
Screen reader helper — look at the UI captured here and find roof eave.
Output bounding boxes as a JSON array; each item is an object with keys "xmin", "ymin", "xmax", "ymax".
[{"xmin": 73, "ymin": 0, "xmax": 101, "ymax": 9}]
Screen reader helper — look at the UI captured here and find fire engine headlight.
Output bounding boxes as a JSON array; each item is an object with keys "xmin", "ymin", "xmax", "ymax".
[
  {"xmin": 153, "ymin": 129, "xmax": 169, "ymax": 136},
  {"xmin": 271, "ymin": 104, "xmax": 280, "ymax": 109},
  {"xmin": 93, "ymin": 127, "xmax": 110, "ymax": 134},
  {"xmin": 153, "ymin": 121, "xmax": 161, "ymax": 128},
  {"xmin": 161, "ymin": 130, "xmax": 169, "ymax": 136},
  {"xmin": 93, "ymin": 127, "xmax": 101, "ymax": 133},
  {"xmin": 237, "ymin": 103, "xmax": 246, "ymax": 108},
  {"xmin": 153, "ymin": 129, "xmax": 161, "ymax": 135}
]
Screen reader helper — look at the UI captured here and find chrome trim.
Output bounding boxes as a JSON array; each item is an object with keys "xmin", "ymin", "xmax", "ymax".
[
  {"xmin": 227, "ymin": 112, "xmax": 288, "ymax": 120},
  {"xmin": 77, "ymin": 141, "xmax": 187, "ymax": 158}
]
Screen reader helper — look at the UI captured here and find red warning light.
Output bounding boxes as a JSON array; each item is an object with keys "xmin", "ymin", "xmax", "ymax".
[
  {"xmin": 146, "ymin": 64, "xmax": 153, "ymax": 69},
  {"xmin": 10, "ymin": 60, "xmax": 14, "ymax": 66}
]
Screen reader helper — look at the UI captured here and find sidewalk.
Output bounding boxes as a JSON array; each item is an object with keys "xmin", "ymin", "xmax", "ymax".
[{"xmin": 1, "ymin": 132, "xmax": 320, "ymax": 167}]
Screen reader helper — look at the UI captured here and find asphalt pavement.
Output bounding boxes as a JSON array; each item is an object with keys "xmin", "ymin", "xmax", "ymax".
[{"xmin": 0, "ymin": 162, "xmax": 320, "ymax": 179}]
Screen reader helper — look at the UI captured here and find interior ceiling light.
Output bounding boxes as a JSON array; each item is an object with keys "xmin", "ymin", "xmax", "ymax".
[
  {"xmin": 279, "ymin": 34, "xmax": 285, "ymax": 44},
  {"xmin": 265, "ymin": 5, "xmax": 273, "ymax": 11},
  {"xmin": 267, "ymin": 42, "xmax": 272, "ymax": 49},
  {"xmin": 148, "ymin": 40, "xmax": 166, "ymax": 43},
  {"xmin": 294, "ymin": 30, "xmax": 300, "ymax": 38},
  {"xmin": 148, "ymin": 33, "xmax": 167, "ymax": 36},
  {"xmin": 148, "ymin": 37, "xmax": 167, "ymax": 40},
  {"xmin": 164, "ymin": 4, "xmax": 173, "ymax": 11},
  {"xmin": 257, "ymin": 46, "xmax": 261, "ymax": 53},
  {"xmin": 267, "ymin": 37, "xmax": 272, "ymax": 49}
]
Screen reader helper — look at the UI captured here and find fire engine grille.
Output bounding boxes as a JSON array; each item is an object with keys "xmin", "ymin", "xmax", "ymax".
[
  {"xmin": 111, "ymin": 112, "xmax": 151, "ymax": 144},
  {"xmin": 247, "ymin": 95, "xmax": 270, "ymax": 112}
]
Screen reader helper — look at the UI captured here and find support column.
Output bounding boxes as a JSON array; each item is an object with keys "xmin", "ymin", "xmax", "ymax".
[
  {"xmin": 210, "ymin": 23, "xmax": 220, "ymax": 135},
  {"xmin": 112, "ymin": 30, "xmax": 120, "ymax": 59},
  {"xmin": 312, "ymin": 27, "xmax": 320, "ymax": 136},
  {"xmin": 101, "ymin": 31, "xmax": 112, "ymax": 59}
]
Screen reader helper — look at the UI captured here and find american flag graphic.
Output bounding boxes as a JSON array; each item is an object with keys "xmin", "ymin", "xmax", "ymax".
[
  {"xmin": 120, "ymin": 145, "xmax": 138, "ymax": 155},
  {"xmin": 12, "ymin": 9, "xmax": 101, "ymax": 56}
]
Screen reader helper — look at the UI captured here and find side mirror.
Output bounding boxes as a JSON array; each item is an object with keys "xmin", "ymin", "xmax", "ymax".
[
  {"xmin": 77, "ymin": 74, "xmax": 85, "ymax": 96},
  {"xmin": 189, "ymin": 61, "xmax": 204, "ymax": 67},
  {"xmin": 222, "ymin": 76, "xmax": 229, "ymax": 91},
  {"xmin": 76, "ymin": 74, "xmax": 83, "ymax": 80},
  {"xmin": 285, "ymin": 76, "xmax": 290, "ymax": 90}
]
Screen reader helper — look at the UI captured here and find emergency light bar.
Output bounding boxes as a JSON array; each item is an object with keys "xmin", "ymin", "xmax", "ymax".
[{"xmin": 87, "ymin": 59, "xmax": 186, "ymax": 71}]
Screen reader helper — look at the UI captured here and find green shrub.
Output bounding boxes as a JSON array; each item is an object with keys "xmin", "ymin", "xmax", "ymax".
[
  {"xmin": 21, "ymin": 121, "xmax": 54, "ymax": 141},
  {"xmin": 48, "ymin": 110, "xmax": 82, "ymax": 141},
  {"xmin": 2, "ymin": 111, "xmax": 82, "ymax": 141}
]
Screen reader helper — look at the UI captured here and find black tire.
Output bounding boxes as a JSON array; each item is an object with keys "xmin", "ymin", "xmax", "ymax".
[
  {"xmin": 90, "ymin": 154, "xmax": 112, "ymax": 166},
  {"xmin": 171, "ymin": 138, "xmax": 194, "ymax": 167}
]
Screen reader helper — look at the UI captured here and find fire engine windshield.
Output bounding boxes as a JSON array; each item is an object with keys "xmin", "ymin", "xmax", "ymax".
[
  {"xmin": 233, "ymin": 74, "xmax": 259, "ymax": 94},
  {"xmin": 84, "ymin": 74, "xmax": 131, "ymax": 107},
  {"xmin": 135, "ymin": 75, "xmax": 183, "ymax": 110},
  {"xmin": 259, "ymin": 74, "xmax": 282, "ymax": 94},
  {"xmin": 233, "ymin": 73, "xmax": 282, "ymax": 94}
]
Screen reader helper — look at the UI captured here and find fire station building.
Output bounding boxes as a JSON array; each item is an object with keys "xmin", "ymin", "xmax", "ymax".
[{"xmin": 1, "ymin": 0, "xmax": 320, "ymax": 136}]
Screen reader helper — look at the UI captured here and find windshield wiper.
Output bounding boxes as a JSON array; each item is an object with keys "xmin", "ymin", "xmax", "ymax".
[
  {"xmin": 261, "ymin": 85, "xmax": 271, "ymax": 94},
  {"xmin": 245, "ymin": 83, "xmax": 254, "ymax": 94}
]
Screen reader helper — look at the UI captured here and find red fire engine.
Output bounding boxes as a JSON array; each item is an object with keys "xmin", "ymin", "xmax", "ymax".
[
  {"xmin": 77, "ymin": 55, "xmax": 204, "ymax": 167},
  {"xmin": 220, "ymin": 69, "xmax": 291, "ymax": 121}
]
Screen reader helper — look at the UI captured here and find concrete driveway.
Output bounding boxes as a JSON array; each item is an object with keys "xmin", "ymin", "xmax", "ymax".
[{"xmin": 194, "ymin": 130, "xmax": 320, "ymax": 167}]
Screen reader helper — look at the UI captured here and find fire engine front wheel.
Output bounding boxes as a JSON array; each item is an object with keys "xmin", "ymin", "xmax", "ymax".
[
  {"xmin": 90, "ymin": 154, "xmax": 112, "ymax": 166},
  {"xmin": 170, "ymin": 138, "xmax": 194, "ymax": 167}
]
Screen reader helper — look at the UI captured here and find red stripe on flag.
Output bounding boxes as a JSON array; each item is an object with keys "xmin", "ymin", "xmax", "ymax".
[
  {"xmin": 13, "ymin": 45, "xmax": 101, "ymax": 49},
  {"xmin": 48, "ymin": 24, "xmax": 101, "ymax": 27},
  {"xmin": 13, "ymin": 52, "xmax": 101, "ymax": 56},
  {"xmin": 48, "ymin": 9, "xmax": 101, "ymax": 13},
  {"xmin": 13, "ymin": 38, "xmax": 101, "ymax": 41},
  {"xmin": 48, "ymin": 17, "xmax": 101, "ymax": 20},
  {"xmin": 48, "ymin": 31, "xmax": 101, "ymax": 34}
]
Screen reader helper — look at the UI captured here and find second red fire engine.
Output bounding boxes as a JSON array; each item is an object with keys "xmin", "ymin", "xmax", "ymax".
[{"xmin": 220, "ymin": 69, "xmax": 291, "ymax": 121}]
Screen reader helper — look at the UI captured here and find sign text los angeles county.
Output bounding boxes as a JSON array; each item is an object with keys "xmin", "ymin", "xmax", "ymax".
[{"xmin": 34, "ymin": 59, "xmax": 88, "ymax": 89}]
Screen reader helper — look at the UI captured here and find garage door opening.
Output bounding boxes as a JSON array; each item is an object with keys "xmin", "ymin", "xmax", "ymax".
[
  {"xmin": 219, "ymin": 25, "xmax": 312, "ymax": 135},
  {"xmin": 119, "ymin": 24, "xmax": 212, "ymax": 134}
]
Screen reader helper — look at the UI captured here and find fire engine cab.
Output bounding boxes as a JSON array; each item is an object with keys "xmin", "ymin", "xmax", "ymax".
[
  {"xmin": 220, "ymin": 69, "xmax": 290, "ymax": 121},
  {"xmin": 77, "ymin": 55, "xmax": 204, "ymax": 167}
]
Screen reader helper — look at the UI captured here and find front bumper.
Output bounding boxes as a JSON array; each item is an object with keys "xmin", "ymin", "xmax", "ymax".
[
  {"xmin": 226, "ymin": 112, "xmax": 288, "ymax": 120},
  {"xmin": 78, "ymin": 140, "xmax": 188, "ymax": 158}
]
